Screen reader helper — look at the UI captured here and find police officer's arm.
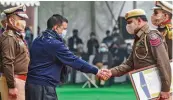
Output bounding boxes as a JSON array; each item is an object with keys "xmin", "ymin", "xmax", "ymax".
[
  {"xmin": 148, "ymin": 32, "xmax": 171, "ymax": 92},
  {"xmin": 49, "ymin": 40, "xmax": 98, "ymax": 75},
  {"xmin": 1, "ymin": 36, "xmax": 16, "ymax": 88},
  {"xmin": 110, "ymin": 51, "xmax": 134, "ymax": 77}
]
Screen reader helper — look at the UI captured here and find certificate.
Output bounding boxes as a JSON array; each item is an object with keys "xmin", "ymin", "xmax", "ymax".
[{"xmin": 129, "ymin": 62, "xmax": 173, "ymax": 100}]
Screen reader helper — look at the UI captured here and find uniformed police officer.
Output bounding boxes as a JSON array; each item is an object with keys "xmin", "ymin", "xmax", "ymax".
[
  {"xmin": 110, "ymin": 9, "xmax": 171, "ymax": 100},
  {"xmin": 0, "ymin": 5, "xmax": 30, "ymax": 100},
  {"xmin": 151, "ymin": 1, "xmax": 173, "ymax": 60}
]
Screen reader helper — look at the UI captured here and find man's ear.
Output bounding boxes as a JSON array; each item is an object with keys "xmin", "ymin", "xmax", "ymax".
[
  {"xmin": 52, "ymin": 25, "xmax": 58, "ymax": 30},
  {"xmin": 137, "ymin": 18, "xmax": 141, "ymax": 25},
  {"xmin": 8, "ymin": 17, "xmax": 15, "ymax": 25}
]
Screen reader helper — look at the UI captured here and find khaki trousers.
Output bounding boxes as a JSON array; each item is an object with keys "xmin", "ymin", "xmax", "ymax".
[{"xmin": 0, "ymin": 75, "xmax": 25, "ymax": 100}]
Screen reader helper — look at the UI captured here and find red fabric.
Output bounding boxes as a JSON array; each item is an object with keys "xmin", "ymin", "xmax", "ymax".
[
  {"xmin": 161, "ymin": 19, "xmax": 171, "ymax": 25},
  {"xmin": 150, "ymin": 38, "xmax": 161, "ymax": 46},
  {"xmin": 15, "ymin": 75, "xmax": 27, "ymax": 81}
]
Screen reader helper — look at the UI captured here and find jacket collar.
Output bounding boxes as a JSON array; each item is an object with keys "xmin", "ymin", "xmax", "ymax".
[
  {"xmin": 43, "ymin": 29, "xmax": 62, "ymax": 41},
  {"xmin": 136, "ymin": 24, "xmax": 150, "ymax": 38}
]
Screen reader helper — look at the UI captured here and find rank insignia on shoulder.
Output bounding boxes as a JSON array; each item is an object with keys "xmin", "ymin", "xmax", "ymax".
[{"xmin": 149, "ymin": 33, "xmax": 162, "ymax": 46}]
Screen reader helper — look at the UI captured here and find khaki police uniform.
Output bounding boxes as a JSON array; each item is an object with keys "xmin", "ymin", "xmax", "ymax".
[
  {"xmin": 110, "ymin": 9, "xmax": 171, "ymax": 93},
  {"xmin": 152, "ymin": 1, "xmax": 173, "ymax": 60},
  {"xmin": 0, "ymin": 5, "xmax": 30, "ymax": 100}
]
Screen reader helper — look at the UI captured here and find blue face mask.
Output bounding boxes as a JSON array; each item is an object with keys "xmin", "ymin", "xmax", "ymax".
[{"xmin": 99, "ymin": 47, "xmax": 108, "ymax": 52}]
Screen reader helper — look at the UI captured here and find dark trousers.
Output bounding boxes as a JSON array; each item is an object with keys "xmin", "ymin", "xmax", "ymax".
[{"xmin": 25, "ymin": 83, "xmax": 58, "ymax": 100}]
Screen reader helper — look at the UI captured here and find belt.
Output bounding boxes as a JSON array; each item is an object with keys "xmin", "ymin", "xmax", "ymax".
[
  {"xmin": 0, "ymin": 73, "xmax": 27, "ymax": 81},
  {"xmin": 15, "ymin": 75, "xmax": 27, "ymax": 81}
]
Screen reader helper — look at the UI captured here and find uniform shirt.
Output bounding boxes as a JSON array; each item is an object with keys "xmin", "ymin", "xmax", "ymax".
[
  {"xmin": 110, "ymin": 24, "xmax": 171, "ymax": 92},
  {"xmin": 0, "ymin": 30, "xmax": 30, "ymax": 88},
  {"xmin": 158, "ymin": 22, "xmax": 172, "ymax": 60},
  {"xmin": 26, "ymin": 29, "xmax": 98, "ymax": 87}
]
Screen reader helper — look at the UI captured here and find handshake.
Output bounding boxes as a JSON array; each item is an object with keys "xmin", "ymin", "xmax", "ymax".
[{"xmin": 96, "ymin": 69, "xmax": 112, "ymax": 81}]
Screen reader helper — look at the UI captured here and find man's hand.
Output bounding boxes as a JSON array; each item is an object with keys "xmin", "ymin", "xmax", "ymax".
[
  {"xmin": 96, "ymin": 69, "xmax": 112, "ymax": 81},
  {"xmin": 8, "ymin": 88, "xmax": 18, "ymax": 99},
  {"xmin": 154, "ymin": 92, "xmax": 170, "ymax": 100},
  {"xmin": 159, "ymin": 92, "xmax": 170, "ymax": 100}
]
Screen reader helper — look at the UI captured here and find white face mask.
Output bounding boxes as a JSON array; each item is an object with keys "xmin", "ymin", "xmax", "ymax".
[
  {"xmin": 126, "ymin": 22, "xmax": 138, "ymax": 34},
  {"xmin": 61, "ymin": 30, "xmax": 67, "ymax": 38}
]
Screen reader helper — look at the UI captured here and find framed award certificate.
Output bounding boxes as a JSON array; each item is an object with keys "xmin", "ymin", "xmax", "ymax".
[{"xmin": 129, "ymin": 62, "xmax": 173, "ymax": 100}]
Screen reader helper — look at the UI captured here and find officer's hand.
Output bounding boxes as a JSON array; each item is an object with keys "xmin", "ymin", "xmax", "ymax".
[
  {"xmin": 96, "ymin": 69, "xmax": 112, "ymax": 81},
  {"xmin": 155, "ymin": 92, "xmax": 170, "ymax": 100},
  {"xmin": 8, "ymin": 88, "xmax": 18, "ymax": 99},
  {"xmin": 160, "ymin": 92, "xmax": 170, "ymax": 100}
]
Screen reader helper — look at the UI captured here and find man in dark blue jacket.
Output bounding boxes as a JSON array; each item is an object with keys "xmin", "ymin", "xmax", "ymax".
[{"xmin": 25, "ymin": 14, "xmax": 112, "ymax": 100}]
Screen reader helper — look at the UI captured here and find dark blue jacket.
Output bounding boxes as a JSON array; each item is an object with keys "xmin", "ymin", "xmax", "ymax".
[{"xmin": 26, "ymin": 29, "xmax": 98, "ymax": 87}]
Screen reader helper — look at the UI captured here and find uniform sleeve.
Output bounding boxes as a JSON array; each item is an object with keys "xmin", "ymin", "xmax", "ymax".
[
  {"xmin": 1, "ymin": 36, "xmax": 16, "ymax": 88},
  {"xmin": 48, "ymin": 40, "xmax": 98, "ymax": 75},
  {"xmin": 110, "ymin": 51, "xmax": 134, "ymax": 77},
  {"xmin": 148, "ymin": 32, "xmax": 171, "ymax": 92}
]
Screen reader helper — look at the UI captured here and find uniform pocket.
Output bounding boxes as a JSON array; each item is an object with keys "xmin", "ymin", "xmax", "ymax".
[
  {"xmin": 135, "ymin": 41, "xmax": 148, "ymax": 59},
  {"xmin": 135, "ymin": 46, "xmax": 147, "ymax": 55},
  {"xmin": 16, "ymin": 39, "xmax": 25, "ymax": 53}
]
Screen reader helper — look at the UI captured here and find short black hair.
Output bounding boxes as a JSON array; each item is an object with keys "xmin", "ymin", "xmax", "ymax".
[
  {"xmin": 90, "ymin": 32, "xmax": 95, "ymax": 36},
  {"xmin": 73, "ymin": 29, "xmax": 78, "ymax": 33},
  {"xmin": 139, "ymin": 16, "xmax": 148, "ymax": 22},
  {"xmin": 47, "ymin": 14, "xmax": 68, "ymax": 29},
  {"xmin": 106, "ymin": 30, "xmax": 110, "ymax": 34},
  {"xmin": 25, "ymin": 27, "xmax": 30, "ymax": 31}
]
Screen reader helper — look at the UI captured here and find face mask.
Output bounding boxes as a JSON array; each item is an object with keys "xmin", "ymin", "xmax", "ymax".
[
  {"xmin": 61, "ymin": 30, "xmax": 67, "ymax": 38},
  {"xmin": 15, "ymin": 20, "xmax": 26, "ymax": 32},
  {"xmin": 151, "ymin": 13, "xmax": 165, "ymax": 26},
  {"xmin": 126, "ymin": 22, "xmax": 138, "ymax": 34},
  {"xmin": 99, "ymin": 47, "xmax": 108, "ymax": 52}
]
